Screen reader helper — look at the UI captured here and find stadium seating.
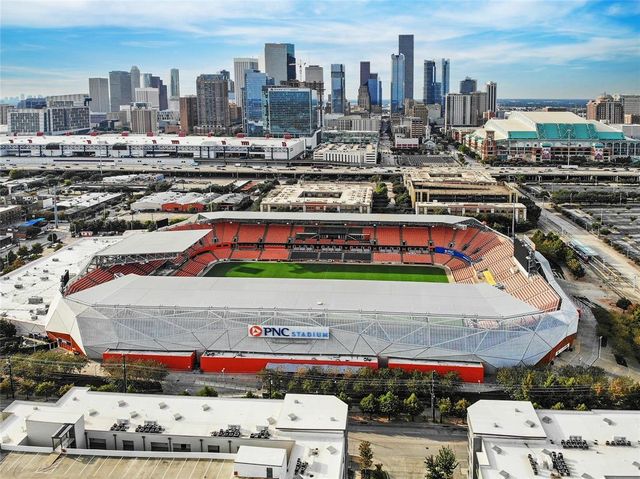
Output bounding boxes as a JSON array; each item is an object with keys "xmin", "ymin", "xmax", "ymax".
[
  {"xmin": 453, "ymin": 266, "xmax": 476, "ymax": 283},
  {"xmin": 373, "ymin": 252, "xmax": 402, "ymax": 263},
  {"xmin": 376, "ymin": 226, "xmax": 401, "ymax": 246},
  {"xmin": 213, "ymin": 247, "xmax": 232, "ymax": 260},
  {"xmin": 430, "ymin": 226, "xmax": 455, "ymax": 248},
  {"xmin": 263, "ymin": 224, "xmax": 292, "ymax": 244},
  {"xmin": 453, "ymin": 227, "xmax": 479, "ymax": 249},
  {"xmin": 237, "ymin": 224, "xmax": 266, "ymax": 243},
  {"xmin": 259, "ymin": 249, "xmax": 290, "ymax": 261},
  {"xmin": 402, "ymin": 227, "xmax": 430, "ymax": 247},
  {"xmin": 230, "ymin": 249, "xmax": 261, "ymax": 260},
  {"xmin": 290, "ymin": 250, "xmax": 319, "ymax": 261},
  {"xmin": 66, "ymin": 267, "xmax": 115, "ymax": 295},
  {"xmin": 403, "ymin": 253, "xmax": 432, "ymax": 264}
]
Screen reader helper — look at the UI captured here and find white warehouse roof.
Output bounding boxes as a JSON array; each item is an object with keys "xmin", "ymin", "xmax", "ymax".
[{"xmin": 95, "ymin": 229, "xmax": 209, "ymax": 256}]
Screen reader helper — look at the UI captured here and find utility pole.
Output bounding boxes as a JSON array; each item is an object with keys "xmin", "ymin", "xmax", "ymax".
[
  {"xmin": 430, "ymin": 371, "xmax": 436, "ymax": 422},
  {"xmin": 122, "ymin": 355, "xmax": 128, "ymax": 393},
  {"xmin": 8, "ymin": 357, "xmax": 15, "ymax": 399}
]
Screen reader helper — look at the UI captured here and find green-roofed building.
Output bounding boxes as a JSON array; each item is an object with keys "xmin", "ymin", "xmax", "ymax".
[{"xmin": 464, "ymin": 111, "xmax": 639, "ymax": 162}]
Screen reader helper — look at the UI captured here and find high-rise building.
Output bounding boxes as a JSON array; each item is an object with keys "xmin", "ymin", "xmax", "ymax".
[
  {"xmin": 233, "ymin": 58, "xmax": 259, "ymax": 110},
  {"xmin": 444, "ymin": 92, "xmax": 487, "ymax": 129},
  {"xmin": 196, "ymin": 74, "xmax": 230, "ymax": 131},
  {"xmin": 88, "ymin": 78, "xmax": 110, "ymax": 113},
  {"xmin": 108, "ymin": 71, "xmax": 132, "ymax": 112},
  {"xmin": 130, "ymin": 66, "xmax": 141, "ymax": 97},
  {"xmin": 460, "ymin": 77, "xmax": 477, "ymax": 94},
  {"xmin": 262, "ymin": 87, "xmax": 319, "ymax": 137},
  {"xmin": 305, "ymin": 65, "xmax": 323, "ymax": 83},
  {"xmin": 423, "ymin": 60, "xmax": 438, "ymax": 105},
  {"xmin": 586, "ymin": 94, "xmax": 623, "ymax": 123},
  {"xmin": 441, "ymin": 58, "xmax": 450, "ymax": 103},
  {"xmin": 357, "ymin": 85, "xmax": 371, "ymax": 112},
  {"xmin": 331, "ymin": 64, "xmax": 346, "ymax": 114},
  {"xmin": 486, "ymin": 81, "xmax": 497, "ymax": 114},
  {"xmin": 142, "ymin": 73, "xmax": 152, "ymax": 88},
  {"xmin": 243, "ymin": 69, "xmax": 274, "ymax": 136},
  {"xmin": 179, "ymin": 95, "xmax": 198, "ymax": 134},
  {"xmin": 264, "ymin": 43, "xmax": 295, "ymax": 85},
  {"xmin": 617, "ymin": 94, "xmax": 640, "ymax": 117},
  {"xmin": 359, "ymin": 62, "xmax": 371, "ymax": 88},
  {"xmin": 219, "ymin": 69, "xmax": 233, "ymax": 94},
  {"xmin": 8, "ymin": 106, "xmax": 90, "ymax": 135},
  {"xmin": 0, "ymin": 104, "xmax": 14, "ymax": 125},
  {"xmin": 149, "ymin": 75, "xmax": 168, "ymax": 111},
  {"xmin": 134, "ymin": 87, "xmax": 160, "ymax": 108},
  {"xmin": 391, "ymin": 53, "xmax": 405, "ymax": 113},
  {"xmin": 170, "ymin": 68, "xmax": 180, "ymax": 99},
  {"xmin": 130, "ymin": 104, "xmax": 158, "ymax": 134},
  {"xmin": 399, "ymin": 35, "xmax": 414, "ymax": 100},
  {"xmin": 367, "ymin": 73, "xmax": 380, "ymax": 107}
]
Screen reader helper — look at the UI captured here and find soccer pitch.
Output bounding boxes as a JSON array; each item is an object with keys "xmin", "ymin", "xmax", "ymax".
[{"xmin": 205, "ymin": 261, "xmax": 449, "ymax": 283}]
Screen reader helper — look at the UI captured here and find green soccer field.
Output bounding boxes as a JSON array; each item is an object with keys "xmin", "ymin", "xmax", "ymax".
[{"xmin": 204, "ymin": 261, "xmax": 450, "ymax": 283}]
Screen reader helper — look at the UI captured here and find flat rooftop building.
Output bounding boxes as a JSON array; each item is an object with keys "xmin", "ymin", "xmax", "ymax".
[
  {"xmin": 313, "ymin": 143, "xmax": 378, "ymax": 165},
  {"xmin": 260, "ymin": 182, "xmax": 373, "ymax": 213},
  {"xmin": 131, "ymin": 191, "xmax": 219, "ymax": 212},
  {"xmin": 0, "ymin": 387, "xmax": 348, "ymax": 479},
  {"xmin": 467, "ymin": 400, "xmax": 640, "ymax": 479}
]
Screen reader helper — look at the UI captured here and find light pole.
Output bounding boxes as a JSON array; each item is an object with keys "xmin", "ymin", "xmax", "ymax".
[{"xmin": 597, "ymin": 336, "xmax": 603, "ymax": 360}]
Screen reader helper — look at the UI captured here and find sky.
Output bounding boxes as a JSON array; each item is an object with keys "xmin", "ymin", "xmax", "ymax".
[{"xmin": 1, "ymin": 0, "xmax": 639, "ymax": 100}]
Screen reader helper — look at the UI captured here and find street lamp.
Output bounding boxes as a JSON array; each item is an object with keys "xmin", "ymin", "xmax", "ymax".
[{"xmin": 597, "ymin": 336, "xmax": 603, "ymax": 360}]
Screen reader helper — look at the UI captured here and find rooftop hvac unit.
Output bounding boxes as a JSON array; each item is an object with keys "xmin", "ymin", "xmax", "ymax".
[
  {"xmin": 173, "ymin": 413, "xmax": 182, "ymax": 420},
  {"xmin": 52, "ymin": 258, "xmax": 59, "ymax": 262},
  {"xmin": 14, "ymin": 283, "xmax": 23, "ymax": 289},
  {"xmin": 116, "ymin": 418, "xmax": 129, "ymax": 425},
  {"xmin": 158, "ymin": 401, "xmax": 167, "ymax": 409},
  {"xmin": 88, "ymin": 409, "xmax": 97, "ymax": 416},
  {"xmin": 267, "ymin": 416, "xmax": 276, "ymax": 425},
  {"xmin": 326, "ymin": 445, "xmax": 337, "ymax": 454},
  {"xmin": 144, "ymin": 420, "xmax": 158, "ymax": 426},
  {"xmin": 117, "ymin": 400, "xmax": 126, "ymax": 407},
  {"xmin": 542, "ymin": 416, "xmax": 552, "ymax": 423},
  {"xmin": 201, "ymin": 404, "xmax": 210, "ymax": 411},
  {"xmin": 288, "ymin": 413, "xmax": 297, "ymax": 421},
  {"xmin": 129, "ymin": 411, "xmax": 139, "ymax": 418},
  {"xmin": 525, "ymin": 420, "xmax": 536, "ymax": 427}
]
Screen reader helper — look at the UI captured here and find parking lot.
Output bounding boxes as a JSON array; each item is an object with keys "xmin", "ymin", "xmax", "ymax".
[
  {"xmin": 580, "ymin": 205, "xmax": 640, "ymax": 262},
  {"xmin": 397, "ymin": 154, "xmax": 457, "ymax": 167}
]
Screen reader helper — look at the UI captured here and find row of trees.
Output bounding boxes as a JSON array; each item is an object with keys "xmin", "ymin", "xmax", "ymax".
[
  {"xmin": 496, "ymin": 364, "xmax": 640, "ymax": 410},
  {"xmin": 592, "ymin": 303, "xmax": 640, "ymax": 363},
  {"xmin": 531, "ymin": 230, "xmax": 585, "ymax": 278},
  {"xmin": 552, "ymin": 189, "xmax": 640, "ymax": 205},
  {"xmin": 359, "ymin": 391, "xmax": 470, "ymax": 423}
]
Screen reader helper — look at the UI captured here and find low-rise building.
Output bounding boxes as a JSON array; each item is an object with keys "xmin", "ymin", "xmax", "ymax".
[
  {"xmin": 416, "ymin": 201, "xmax": 527, "ymax": 221},
  {"xmin": 324, "ymin": 115, "xmax": 381, "ymax": 132},
  {"xmin": 261, "ymin": 182, "xmax": 373, "ymax": 213},
  {"xmin": 131, "ymin": 191, "xmax": 219, "ymax": 212},
  {"xmin": 0, "ymin": 205, "xmax": 22, "ymax": 227},
  {"xmin": 467, "ymin": 400, "xmax": 640, "ymax": 479},
  {"xmin": 313, "ymin": 143, "xmax": 377, "ymax": 165},
  {"xmin": 404, "ymin": 168, "xmax": 518, "ymax": 205},
  {"xmin": 56, "ymin": 192, "xmax": 124, "ymax": 219},
  {"xmin": 0, "ymin": 388, "xmax": 348, "ymax": 479}
]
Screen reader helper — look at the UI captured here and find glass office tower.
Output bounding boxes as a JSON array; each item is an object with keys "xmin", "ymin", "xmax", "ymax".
[
  {"xmin": 263, "ymin": 87, "xmax": 318, "ymax": 137},
  {"xmin": 330, "ymin": 64, "xmax": 346, "ymax": 114},
  {"xmin": 391, "ymin": 54, "xmax": 405, "ymax": 113},
  {"xmin": 243, "ymin": 70, "xmax": 273, "ymax": 136}
]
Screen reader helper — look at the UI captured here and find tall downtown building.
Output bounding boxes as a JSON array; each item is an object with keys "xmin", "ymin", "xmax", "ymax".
[
  {"xmin": 304, "ymin": 65, "xmax": 324, "ymax": 83},
  {"xmin": 398, "ymin": 35, "xmax": 414, "ymax": 100},
  {"xmin": 263, "ymin": 87, "xmax": 319, "ymax": 137},
  {"xmin": 170, "ymin": 69, "xmax": 180, "ymax": 99},
  {"xmin": 179, "ymin": 95, "xmax": 198, "ymax": 134},
  {"xmin": 423, "ymin": 60, "xmax": 441, "ymax": 105},
  {"xmin": 130, "ymin": 66, "xmax": 141, "ymax": 96},
  {"xmin": 390, "ymin": 53, "xmax": 405, "ymax": 113},
  {"xmin": 264, "ymin": 43, "xmax": 295, "ymax": 85},
  {"xmin": 108, "ymin": 71, "xmax": 132, "ymax": 112},
  {"xmin": 88, "ymin": 78, "xmax": 109, "ymax": 113},
  {"xmin": 441, "ymin": 58, "xmax": 450, "ymax": 104},
  {"xmin": 330, "ymin": 64, "xmax": 346, "ymax": 114},
  {"xmin": 486, "ymin": 81, "xmax": 497, "ymax": 114},
  {"xmin": 242, "ymin": 69, "xmax": 274, "ymax": 136},
  {"xmin": 233, "ymin": 58, "xmax": 259, "ymax": 111},
  {"xmin": 460, "ymin": 77, "xmax": 478, "ymax": 94},
  {"xmin": 196, "ymin": 74, "xmax": 230, "ymax": 131}
]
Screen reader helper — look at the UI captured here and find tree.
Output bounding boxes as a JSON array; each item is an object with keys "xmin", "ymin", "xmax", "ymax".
[
  {"xmin": 378, "ymin": 391, "xmax": 401, "ymax": 420},
  {"xmin": 551, "ymin": 402, "xmax": 565, "ymax": 410},
  {"xmin": 35, "ymin": 380, "xmax": 56, "ymax": 400},
  {"xmin": 244, "ymin": 390, "xmax": 256, "ymax": 399},
  {"xmin": 58, "ymin": 383, "xmax": 74, "ymax": 397},
  {"xmin": 0, "ymin": 378, "xmax": 13, "ymax": 397},
  {"xmin": 359, "ymin": 441, "xmax": 374, "ymax": 478},
  {"xmin": 616, "ymin": 297, "xmax": 632, "ymax": 311},
  {"xmin": 17, "ymin": 246, "xmax": 29, "ymax": 257},
  {"xmin": 18, "ymin": 379, "xmax": 37, "ymax": 398},
  {"xmin": 437, "ymin": 397, "xmax": 452, "ymax": 423},
  {"xmin": 425, "ymin": 446, "xmax": 459, "ymax": 479},
  {"xmin": 30, "ymin": 243, "xmax": 43, "ymax": 255},
  {"xmin": 0, "ymin": 319, "xmax": 17, "ymax": 338},
  {"xmin": 360, "ymin": 393, "xmax": 379, "ymax": 419},
  {"xmin": 454, "ymin": 398, "xmax": 471, "ymax": 419},
  {"xmin": 403, "ymin": 393, "xmax": 424, "ymax": 421},
  {"xmin": 6, "ymin": 250, "xmax": 16, "ymax": 264},
  {"xmin": 47, "ymin": 233, "xmax": 58, "ymax": 243},
  {"xmin": 196, "ymin": 386, "xmax": 218, "ymax": 397}
]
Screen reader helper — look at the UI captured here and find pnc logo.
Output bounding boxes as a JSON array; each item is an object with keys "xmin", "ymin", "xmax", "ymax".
[{"xmin": 248, "ymin": 325, "xmax": 263, "ymax": 337}]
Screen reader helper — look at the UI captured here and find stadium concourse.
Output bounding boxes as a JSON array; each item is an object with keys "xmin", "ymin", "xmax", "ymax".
[{"xmin": 42, "ymin": 212, "xmax": 579, "ymax": 381}]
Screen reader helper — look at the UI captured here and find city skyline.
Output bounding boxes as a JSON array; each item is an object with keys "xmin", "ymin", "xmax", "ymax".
[{"xmin": 1, "ymin": 0, "xmax": 639, "ymax": 100}]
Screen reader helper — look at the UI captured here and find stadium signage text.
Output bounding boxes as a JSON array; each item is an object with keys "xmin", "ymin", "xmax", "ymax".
[
  {"xmin": 248, "ymin": 325, "xmax": 330, "ymax": 340},
  {"xmin": 433, "ymin": 246, "xmax": 472, "ymax": 263}
]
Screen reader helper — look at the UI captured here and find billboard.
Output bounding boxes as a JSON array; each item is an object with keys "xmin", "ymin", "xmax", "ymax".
[
  {"xmin": 433, "ymin": 246, "xmax": 472, "ymax": 263},
  {"xmin": 248, "ymin": 325, "xmax": 330, "ymax": 340}
]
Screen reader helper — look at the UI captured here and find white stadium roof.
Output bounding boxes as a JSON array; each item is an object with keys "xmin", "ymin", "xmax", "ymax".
[
  {"xmin": 67, "ymin": 274, "xmax": 539, "ymax": 318},
  {"xmin": 95, "ymin": 229, "xmax": 209, "ymax": 256}
]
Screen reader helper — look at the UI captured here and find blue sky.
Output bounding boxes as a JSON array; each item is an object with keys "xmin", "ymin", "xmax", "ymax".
[{"xmin": 1, "ymin": 0, "xmax": 639, "ymax": 100}]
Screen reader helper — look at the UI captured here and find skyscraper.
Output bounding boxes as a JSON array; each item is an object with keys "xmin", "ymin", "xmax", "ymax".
[
  {"xmin": 170, "ymin": 69, "xmax": 180, "ymax": 99},
  {"xmin": 179, "ymin": 95, "xmax": 198, "ymax": 134},
  {"xmin": 142, "ymin": 73, "xmax": 152, "ymax": 88},
  {"xmin": 233, "ymin": 58, "xmax": 259, "ymax": 110},
  {"xmin": 368, "ymin": 73, "xmax": 379, "ymax": 107},
  {"xmin": 360, "ymin": 61, "xmax": 371, "ymax": 88},
  {"xmin": 130, "ymin": 66, "xmax": 141, "ymax": 98},
  {"xmin": 391, "ymin": 53, "xmax": 405, "ymax": 113},
  {"xmin": 441, "ymin": 58, "xmax": 450, "ymax": 104},
  {"xmin": 460, "ymin": 77, "xmax": 477, "ymax": 94},
  {"xmin": 264, "ymin": 43, "xmax": 295, "ymax": 85},
  {"xmin": 196, "ymin": 74, "xmax": 230, "ymax": 131},
  {"xmin": 243, "ymin": 69, "xmax": 274, "ymax": 136},
  {"xmin": 262, "ymin": 87, "xmax": 318, "ymax": 137},
  {"xmin": 486, "ymin": 81, "xmax": 497, "ymax": 113},
  {"xmin": 330, "ymin": 64, "xmax": 346, "ymax": 114},
  {"xmin": 134, "ymin": 87, "xmax": 160, "ymax": 108},
  {"xmin": 88, "ymin": 77, "xmax": 109, "ymax": 113},
  {"xmin": 586, "ymin": 94, "xmax": 623, "ymax": 123},
  {"xmin": 305, "ymin": 65, "xmax": 324, "ymax": 83},
  {"xmin": 423, "ymin": 60, "xmax": 438, "ymax": 104},
  {"xmin": 149, "ymin": 76, "xmax": 168, "ymax": 111},
  {"xmin": 108, "ymin": 71, "xmax": 132, "ymax": 112},
  {"xmin": 398, "ymin": 35, "xmax": 414, "ymax": 100}
]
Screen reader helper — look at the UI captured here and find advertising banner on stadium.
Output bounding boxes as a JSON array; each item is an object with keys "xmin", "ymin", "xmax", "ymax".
[
  {"xmin": 433, "ymin": 246, "xmax": 472, "ymax": 263},
  {"xmin": 248, "ymin": 325, "xmax": 330, "ymax": 340}
]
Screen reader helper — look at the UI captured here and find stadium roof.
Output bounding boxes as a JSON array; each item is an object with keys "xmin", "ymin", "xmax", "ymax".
[
  {"xmin": 196, "ymin": 210, "xmax": 475, "ymax": 226},
  {"xmin": 67, "ymin": 275, "xmax": 539, "ymax": 318},
  {"xmin": 95, "ymin": 230, "xmax": 209, "ymax": 256}
]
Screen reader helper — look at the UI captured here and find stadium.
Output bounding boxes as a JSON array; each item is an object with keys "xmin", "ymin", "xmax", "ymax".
[{"xmin": 44, "ymin": 212, "xmax": 579, "ymax": 382}]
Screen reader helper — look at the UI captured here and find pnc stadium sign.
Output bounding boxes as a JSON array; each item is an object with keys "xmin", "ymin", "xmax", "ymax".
[{"xmin": 248, "ymin": 325, "xmax": 330, "ymax": 340}]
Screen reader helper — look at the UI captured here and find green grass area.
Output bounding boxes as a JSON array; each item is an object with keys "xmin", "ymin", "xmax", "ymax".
[{"xmin": 205, "ymin": 261, "xmax": 449, "ymax": 283}]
